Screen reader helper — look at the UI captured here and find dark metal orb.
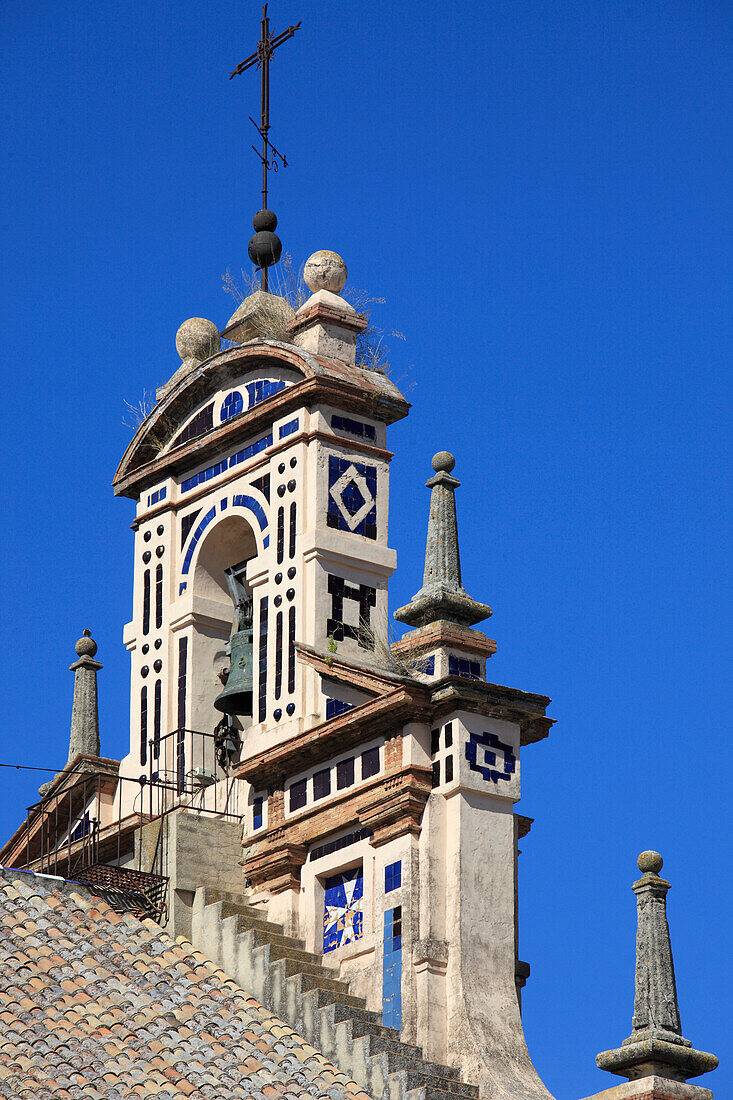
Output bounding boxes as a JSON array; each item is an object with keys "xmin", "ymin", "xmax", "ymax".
[
  {"xmin": 248, "ymin": 230, "xmax": 282, "ymax": 269},
  {"xmin": 252, "ymin": 209, "xmax": 277, "ymax": 232}
]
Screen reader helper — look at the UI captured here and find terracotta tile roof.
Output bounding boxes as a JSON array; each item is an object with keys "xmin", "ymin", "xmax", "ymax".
[{"xmin": 0, "ymin": 868, "xmax": 373, "ymax": 1100}]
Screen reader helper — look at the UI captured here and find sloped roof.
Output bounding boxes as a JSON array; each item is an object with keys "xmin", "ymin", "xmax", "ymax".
[{"xmin": 0, "ymin": 867, "xmax": 371, "ymax": 1100}]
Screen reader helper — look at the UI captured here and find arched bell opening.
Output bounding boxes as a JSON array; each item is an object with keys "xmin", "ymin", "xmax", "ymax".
[{"xmin": 189, "ymin": 515, "xmax": 259, "ymax": 762}]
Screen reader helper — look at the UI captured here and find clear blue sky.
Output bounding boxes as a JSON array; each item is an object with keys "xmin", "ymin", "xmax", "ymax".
[{"xmin": 0, "ymin": 2, "xmax": 730, "ymax": 1097}]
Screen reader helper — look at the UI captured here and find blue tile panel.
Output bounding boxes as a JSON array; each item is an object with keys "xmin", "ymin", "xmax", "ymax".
[
  {"xmin": 331, "ymin": 414, "xmax": 377, "ymax": 442},
  {"xmin": 326, "ymin": 698, "xmax": 354, "ymax": 721},
  {"xmin": 448, "ymin": 655, "xmax": 481, "ymax": 680},
  {"xmin": 309, "ymin": 827, "xmax": 372, "ymax": 863},
  {"xmin": 382, "ymin": 906, "xmax": 402, "ymax": 1030},
  {"xmin": 279, "ymin": 418, "xmax": 299, "ymax": 439},
  {"xmin": 326, "ymin": 574, "xmax": 376, "ymax": 647},
  {"xmin": 220, "ymin": 391, "xmax": 244, "ymax": 422},
  {"xmin": 181, "ymin": 506, "xmax": 216, "ymax": 575},
  {"xmin": 385, "ymin": 861, "xmax": 401, "ymax": 893},
  {"xmin": 418, "ymin": 655, "xmax": 435, "ymax": 675},
  {"xmin": 247, "ymin": 378, "xmax": 286, "ymax": 407},
  {"xmin": 327, "ymin": 456, "xmax": 377, "ymax": 540},
  {"xmin": 229, "ymin": 432, "xmax": 273, "ymax": 467},
  {"xmin": 180, "ymin": 509, "xmax": 201, "ymax": 548},
  {"xmin": 147, "ymin": 487, "xmax": 167, "ymax": 507},
  {"xmin": 181, "ymin": 432, "xmax": 272, "ymax": 493},
  {"xmin": 231, "ymin": 493, "xmax": 268, "ymax": 533},
  {"xmin": 323, "ymin": 867, "xmax": 364, "ymax": 954},
  {"xmin": 181, "ymin": 460, "xmax": 228, "ymax": 494},
  {"xmin": 253, "ymin": 797, "xmax": 263, "ymax": 830},
  {"xmin": 465, "ymin": 730, "xmax": 517, "ymax": 785}
]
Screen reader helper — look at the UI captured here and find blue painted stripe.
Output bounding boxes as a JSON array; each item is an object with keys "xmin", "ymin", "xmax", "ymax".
[{"xmin": 181, "ymin": 506, "xmax": 216, "ymax": 575}]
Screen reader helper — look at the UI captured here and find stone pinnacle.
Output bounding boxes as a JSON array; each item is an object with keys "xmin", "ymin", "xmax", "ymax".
[
  {"xmin": 596, "ymin": 851, "xmax": 718, "ymax": 1084},
  {"xmin": 394, "ymin": 452, "xmax": 492, "ymax": 628}
]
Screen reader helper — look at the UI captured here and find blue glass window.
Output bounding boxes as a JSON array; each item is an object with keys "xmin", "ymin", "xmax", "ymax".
[
  {"xmin": 174, "ymin": 403, "xmax": 214, "ymax": 448},
  {"xmin": 246, "ymin": 378, "xmax": 286, "ymax": 408},
  {"xmin": 336, "ymin": 757, "xmax": 355, "ymax": 790},
  {"xmin": 279, "ymin": 418, "xmax": 299, "ymax": 439},
  {"xmin": 326, "ymin": 698, "xmax": 354, "ymax": 721},
  {"xmin": 361, "ymin": 746, "xmax": 379, "ymax": 780},
  {"xmin": 289, "ymin": 778, "xmax": 307, "ymax": 812},
  {"xmin": 253, "ymin": 797, "xmax": 263, "ymax": 830},
  {"xmin": 448, "ymin": 655, "xmax": 482, "ymax": 680},
  {"xmin": 323, "ymin": 867, "xmax": 364, "ymax": 953},
  {"xmin": 220, "ymin": 391, "xmax": 244, "ymax": 422},
  {"xmin": 385, "ymin": 861, "xmax": 401, "ymax": 893},
  {"xmin": 313, "ymin": 767, "xmax": 331, "ymax": 801},
  {"xmin": 331, "ymin": 414, "xmax": 376, "ymax": 442}
]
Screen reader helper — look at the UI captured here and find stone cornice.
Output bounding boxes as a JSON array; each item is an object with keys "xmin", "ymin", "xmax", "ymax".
[
  {"xmin": 391, "ymin": 620, "xmax": 497, "ymax": 659},
  {"xmin": 234, "ymin": 685, "xmax": 432, "ymax": 789},
  {"xmin": 241, "ymin": 764, "xmax": 431, "ymax": 894},
  {"xmin": 114, "ymin": 342, "xmax": 409, "ymax": 499},
  {"xmin": 290, "ymin": 299, "xmax": 369, "ymax": 337},
  {"xmin": 428, "ymin": 680, "xmax": 552, "ymax": 745}
]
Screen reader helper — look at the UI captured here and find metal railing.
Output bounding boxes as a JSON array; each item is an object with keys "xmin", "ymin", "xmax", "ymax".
[
  {"xmin": 144, "ymin": 727, "xmax": 243, "ymax": 820},
  {"xmin": 19, "ymin": 728, "xmax": 243, "ymax": 884}
]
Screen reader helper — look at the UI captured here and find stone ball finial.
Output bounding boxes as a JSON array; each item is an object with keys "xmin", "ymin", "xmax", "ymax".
[
  {"xmin": 175, "ymin": 318, "xmax": 220, "ymax": 364},
  {"xmin": 431, "ymin": 451, "xmax": 456, "ymax": 473},
  {"xmin": 75, "ymin": 628, "xmax": 97, "ymax": 658},
  {"xmin": 303, "ymin": 250, "xmax": 347, "ymax": 294},
  {"xmin": 638, "ymin": 850, "xmax": 663, "ymax": 874}
]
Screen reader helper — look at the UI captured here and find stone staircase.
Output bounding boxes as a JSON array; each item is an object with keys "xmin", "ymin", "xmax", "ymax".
[{"xmin": 191, "ymin": 887, "xmax": 479, "ymax": 1100}]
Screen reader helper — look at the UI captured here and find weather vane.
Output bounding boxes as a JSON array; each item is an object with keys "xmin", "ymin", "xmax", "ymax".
[{"xmin": 230, "ymin": 4, "xmax": 301, "ymax": 291}]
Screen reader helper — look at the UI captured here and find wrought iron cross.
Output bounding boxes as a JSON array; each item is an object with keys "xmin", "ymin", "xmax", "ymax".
[{"xmin": 230, "ymin": 4, "xmax": 301, "ymax": 213}]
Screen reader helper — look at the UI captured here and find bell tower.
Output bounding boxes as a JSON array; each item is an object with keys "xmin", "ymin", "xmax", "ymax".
[{"xmin": 112, "ymin": 251, "xmax": 409, "ymax": 817}]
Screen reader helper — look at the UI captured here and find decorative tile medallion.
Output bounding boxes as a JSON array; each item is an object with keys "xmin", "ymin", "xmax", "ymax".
[
  {"xmin": 327, "ymin": 456, "xmax": 377, "ymax": 539},
  {"xmin": 323, "ymin": 866, "xmax": 364, "ymax": 953},
  {"xmin": 326, "ymin": 574, "xmax": 376, "ymax": 647},
  {"xmin": 465, "ymin": 730, "xmax": 516, "ymax": 785}
]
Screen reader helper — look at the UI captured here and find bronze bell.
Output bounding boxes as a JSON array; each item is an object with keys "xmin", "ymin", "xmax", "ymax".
[{"xmin": 214, "ymin": 627, "xmax": 254, "ymax": 716}]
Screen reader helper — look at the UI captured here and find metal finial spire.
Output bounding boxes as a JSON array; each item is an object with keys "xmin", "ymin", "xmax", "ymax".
[
  {"xmin": 596, "ymin": 851, "xmax": 718, "ymax": 1085},
  {"xmin": 230, "ymin": 4, "xmax": 301, "ymax": 291}
]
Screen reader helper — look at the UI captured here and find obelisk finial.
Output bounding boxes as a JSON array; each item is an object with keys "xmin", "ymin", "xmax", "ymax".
[
  {"xmin": 39, "ymin": 629, "xmax": 103, "ymax": 797},
  {"xmin": 67, "ymin": 629, "xmax": 102, "ymax": 764},
  {"xmin": 595, "ymin": 851, "xmax": 718, "ymax": 1086},
  {"xmin": 394, "ymin": 452, "xmax": 492, "ymax": 628}
]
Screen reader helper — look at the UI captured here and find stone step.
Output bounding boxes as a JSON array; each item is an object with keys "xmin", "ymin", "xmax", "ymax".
[
  {"xmin": 382, "ymin": 1065, "xmax": 479, "ymax": 1099},
  {"xmin": 405, "ymin": 1089, "xmax": 481, "ymax": 1100},
  {"xmin": 193, "ymin": 887, "xmax": 479, "ymax": 1100},
  {"xmin": 285, "ymin": 966, "xmax": 352, "ymax": 996}
]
